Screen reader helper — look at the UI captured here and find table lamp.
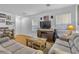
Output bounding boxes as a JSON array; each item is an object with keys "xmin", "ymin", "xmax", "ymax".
[
  {"xmin": 63, "ymin": 24, "xmax": 75, "ymax": 37},
  {"xmin": 67, "ymin": 24, "xmax": 75, "ymax": 31}
]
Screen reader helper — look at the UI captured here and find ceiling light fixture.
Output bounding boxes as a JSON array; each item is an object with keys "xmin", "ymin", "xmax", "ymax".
[{"xmin": 46, "ymin": 4, "xmax": 51, "ymax": 7}]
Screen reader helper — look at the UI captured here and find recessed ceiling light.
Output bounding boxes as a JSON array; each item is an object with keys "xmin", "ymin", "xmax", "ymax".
[{"xmin": 46, "ymin": 4, "xmax": 51, "ymax": 7}]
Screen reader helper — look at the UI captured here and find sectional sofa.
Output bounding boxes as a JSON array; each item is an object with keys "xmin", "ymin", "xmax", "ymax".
[
  {"xmin": 48, "ymin": 33, "xmax": 79, "ymax": 54},
  {"xmin": 0, "ymin": 37, "xmax": 43, "ymax": 54}
]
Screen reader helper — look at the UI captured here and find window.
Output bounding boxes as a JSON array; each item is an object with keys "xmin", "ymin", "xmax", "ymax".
[{"xmin": 56, "ymin": 13, "xmax": 71, "ymax": 25}]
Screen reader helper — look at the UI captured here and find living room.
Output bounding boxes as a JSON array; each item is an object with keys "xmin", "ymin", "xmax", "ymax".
[{"xmin": 0, "ymin": 4, "xmax": 79, "ymax": 54}]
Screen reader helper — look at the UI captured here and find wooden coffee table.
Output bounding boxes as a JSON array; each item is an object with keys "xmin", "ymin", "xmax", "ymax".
[{"xmin": 32, "ymin": 38, "xmax": 47, "ymax": 50}]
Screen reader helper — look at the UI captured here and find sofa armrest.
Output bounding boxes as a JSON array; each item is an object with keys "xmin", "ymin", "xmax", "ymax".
[
  {"xmin": 49, "ymin": 48, "xmax": 71, "ymax": 54},
  {"xmin": 55, "ymin": 39, "xmax": 70, "ymax": 47},
  {"xmin": 33, "ymin": 50, "xmax": 43, "ymax": 54},
  {"xmin": 48, "ymin": 43, "xmax": 71, "ymax": 54}
]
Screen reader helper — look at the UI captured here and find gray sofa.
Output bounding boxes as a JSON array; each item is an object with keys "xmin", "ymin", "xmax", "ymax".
[
  {"xmin": 0, "ymin": 37, "xmax": 43, "ymax": 54},
  {"xmin": 48, "ymin": 33, "xmax": 79, "ymax": 54}
]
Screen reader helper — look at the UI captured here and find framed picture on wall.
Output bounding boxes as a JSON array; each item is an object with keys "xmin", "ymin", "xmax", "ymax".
[
  {"xmin": 43, "ymin": 16, "xmax": 49, "ymax": 21},
  {"xmin": 6, "ymin": 21, "xmax": 13, "ymax": 25},
  {"xmin": 0, "ymin": 13, "xmax": 6, "ymax": 18},
  {"xmin": 0, "ymin": 18, "xmax": 6, "ymax": 23},
  {"xmin": 6, "ymin": 15, "xmax": 11, "ymax": 20}
]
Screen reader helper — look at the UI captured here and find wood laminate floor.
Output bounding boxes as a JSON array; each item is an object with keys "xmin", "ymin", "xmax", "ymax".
[{"xmin": 15, "ymin": 35, "xmax": 53, "ymax": 54}]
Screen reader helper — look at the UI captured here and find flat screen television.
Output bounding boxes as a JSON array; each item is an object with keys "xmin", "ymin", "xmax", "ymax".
[{"xmin": 40, "ymin": 21, "xmax": 51, "ymax": 29}]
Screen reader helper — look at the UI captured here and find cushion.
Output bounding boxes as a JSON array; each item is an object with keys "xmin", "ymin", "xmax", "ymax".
[
  {"xmin": 55, "ymin": 39, "xmax": 69, "ymax": 47},
  {"xmin": 5, "ymin": 43, "xmax": 23, "ymax": 53},
  {"xmin": 74, "ymin": 37, "xmax": 79, "ymax": 50},
  {"xmin": 69, "ymin": 36, "xmax": 79, "ymax": 54},
  {"xmin": 48, "ymin": 43, "xmax": 71, "ymax": 54},
  {"xmin": 69, "ymin": 33, "xmax": 79, "ymax": 47},
  {"xmin": 54, "ymin": 44, "xmax": 71, "ymax": 53},
  {"xmin": 0, "ymin": 45, "xmax": 11, "ymax": 54},
  {"xmin": 69, "ymin": 38, "xmax": 74, "ymax": 48},
  {"xmin": 14, "ymin": 48, "xmax": 33, "ymax": 54},
  {"xmin": 1, "ymin": 40, "xmax": 16, "ymax": 48},
  {"xmin": 71, "ymin": 37, "xmax": 79, "ymax": 54},
  {"xmin": 0, "ymin": 31, "xmax": 3, "ymax": 37},
  {"xmin": 14, "ymin": 47, "xmax": 38, "ymax": 54},
  {"xmin": 0, "ymin": 31, "xmax": 3, "ymax": 34},
  {"xmin": 71, "ymin": 46, "xmax": 79, "ymax": 54},
  {"xmin": 69, "ymin": 33, "xmax": 79, "ymax": 40},
  {"xmin": 0, "ymin": 37, "xmax": 10, "ymax": 44}
]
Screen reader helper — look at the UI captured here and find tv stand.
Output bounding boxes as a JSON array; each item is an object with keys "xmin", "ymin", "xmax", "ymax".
[{"xmin": 37, "ymin": 29, "xmax": 54, "ymax": 43}]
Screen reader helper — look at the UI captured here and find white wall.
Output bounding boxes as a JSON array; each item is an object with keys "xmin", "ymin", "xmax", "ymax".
[
  {"xmin": 15, "ymin": 16, "xmax": 22, "ymax": 35},
  {"xmin": 15, "ymin": 5, "xmax": 77, "ymax": 36},
  {"xmin": 31, "ymin": 5, "xmax": 76, "ymax": 31},
  {"xmin": 21, "ymin": 17, "xmax": 32, "ymax": 35},
  {"xmin": 15, "ymin": 16, "xmax": 32, "ymax": 35}
]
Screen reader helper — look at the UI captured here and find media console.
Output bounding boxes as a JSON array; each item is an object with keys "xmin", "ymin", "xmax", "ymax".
[{"xmin": 37, "ymin": 29, "xmax": 54, "ymax": 43}]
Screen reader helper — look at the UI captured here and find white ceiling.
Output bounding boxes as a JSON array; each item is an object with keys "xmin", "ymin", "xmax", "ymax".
[{"xmin": 0, "ymin": 4, "xmax": 73, "ymax": 16}]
